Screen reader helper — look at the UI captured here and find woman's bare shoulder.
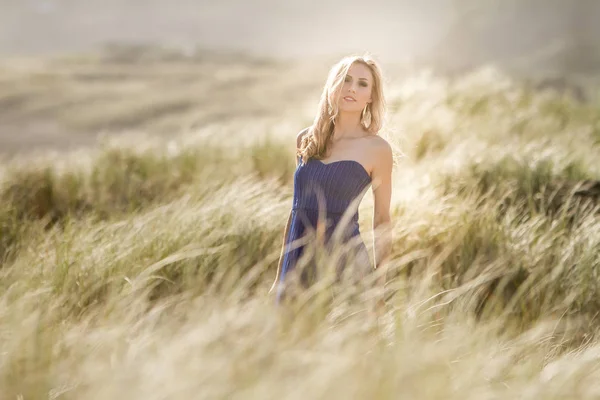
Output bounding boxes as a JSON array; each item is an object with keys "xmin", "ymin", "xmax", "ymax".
[
  {"xmin": 365, "ymin": 134, "xmax": 393, "ymax": 166},
  {"xmin": 365, "ymin": 134, "xmax": 392, "ymax": 153}
]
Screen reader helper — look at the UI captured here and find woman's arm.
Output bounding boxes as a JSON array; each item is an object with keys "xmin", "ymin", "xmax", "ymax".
[{"xmin": 370, "ymin": 139, "xmax": 394, "ymax": 289}]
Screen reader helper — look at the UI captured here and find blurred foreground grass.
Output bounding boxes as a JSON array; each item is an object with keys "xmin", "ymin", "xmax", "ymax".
[{"xmin": 0, "ymin": 47, "xmax": 599, "ymax": 398}]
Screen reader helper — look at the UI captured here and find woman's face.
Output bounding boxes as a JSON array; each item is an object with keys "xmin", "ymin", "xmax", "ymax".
[{"xmin": 338, "ymin": 62, "xmax": 373, "ymax": 112}]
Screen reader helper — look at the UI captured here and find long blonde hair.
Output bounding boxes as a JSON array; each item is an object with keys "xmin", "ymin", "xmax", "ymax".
[{"xmin": 298, "ymin": 54, "xmax": 387, "ymax": 163}]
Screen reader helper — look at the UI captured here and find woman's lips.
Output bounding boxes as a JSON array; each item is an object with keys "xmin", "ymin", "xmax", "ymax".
[{"xmin": 343, "ymin": 96, "xmax": 356, "ymax": 102}]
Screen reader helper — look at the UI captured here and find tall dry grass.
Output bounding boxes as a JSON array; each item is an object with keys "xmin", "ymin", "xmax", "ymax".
[{"xmin": 0, "ymin": 49, "xmax": 599, "ymax": 398}]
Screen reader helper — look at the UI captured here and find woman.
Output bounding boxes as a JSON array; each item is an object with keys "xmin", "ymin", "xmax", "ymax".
[{"xmin": 270, "ymin": 54, "xmax": 394, "ymax": 306}]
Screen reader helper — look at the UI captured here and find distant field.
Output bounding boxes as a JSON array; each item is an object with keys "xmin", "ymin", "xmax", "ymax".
[
  {"xmin": 0, "ymin": 46, "xmax": 339, "ymax": 157},
  {"xmin": 1, "ymin": 45, "xmax": 597, "ymax": 158},
  {"xmin": 0, "ymin": 49, "xmax": 599, "ymax": 398}
]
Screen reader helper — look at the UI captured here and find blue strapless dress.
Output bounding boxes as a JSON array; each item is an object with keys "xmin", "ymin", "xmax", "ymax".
[{"xmin": 276, "ymin": 156, "xmax": 373, "ymax": 303}]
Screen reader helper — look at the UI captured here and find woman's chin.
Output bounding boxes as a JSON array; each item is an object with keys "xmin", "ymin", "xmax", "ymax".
[{"xmin": 338, "ymin": 104, "xmax": 360, "ymax": 112}]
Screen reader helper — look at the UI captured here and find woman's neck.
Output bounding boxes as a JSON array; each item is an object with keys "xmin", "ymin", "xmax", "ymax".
[{"xmin": 332, "ymin": 111, "xmax": 364, "ymax": 141}]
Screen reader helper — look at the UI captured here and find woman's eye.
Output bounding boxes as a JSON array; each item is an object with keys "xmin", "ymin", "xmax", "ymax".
[{"xmin": 360, "ymin": 82, "xmax": 367, "ymax": 87}]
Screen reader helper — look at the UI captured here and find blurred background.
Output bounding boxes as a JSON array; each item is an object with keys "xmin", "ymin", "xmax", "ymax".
[
  {"xmin": 2, "ymin": 0, "xmax": 600, "ymax": 71},
  {"xmin": 1, "ymin": 0, "xmax": 599, "ymax": 156}
]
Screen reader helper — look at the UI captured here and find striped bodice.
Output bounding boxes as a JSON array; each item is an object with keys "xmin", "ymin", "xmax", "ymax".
[{"xmin": 292, "ymin": 157, "xmax": 372, "ymax": 222}]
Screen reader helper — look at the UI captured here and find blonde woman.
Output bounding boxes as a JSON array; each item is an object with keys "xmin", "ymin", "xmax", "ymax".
[{"xmin": 270, "ymin": 54, "xmax": 394, "ymax": 306}]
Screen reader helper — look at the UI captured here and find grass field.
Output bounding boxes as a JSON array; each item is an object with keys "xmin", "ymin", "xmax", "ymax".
[{"xmin": 0, "ymin": 47, "xmax": 599, "ymax": 398}]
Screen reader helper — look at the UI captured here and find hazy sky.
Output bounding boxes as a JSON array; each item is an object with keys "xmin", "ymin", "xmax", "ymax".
[
  {"xmin": 0, "ymin": 0, "xmax": 463, "ymax": 60},
  {"xmin": 1, "ymin": 0, "xmax": 598, "ymax": 73}
]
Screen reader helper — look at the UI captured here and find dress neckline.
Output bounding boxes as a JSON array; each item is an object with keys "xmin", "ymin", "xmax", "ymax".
[{"xmin": 312, "ymin": 159, "xmax": 371, "ymax": 181}]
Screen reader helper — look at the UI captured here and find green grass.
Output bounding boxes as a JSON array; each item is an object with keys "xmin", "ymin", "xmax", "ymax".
[{"xmin": 0, "ymin": 52, "xmax": 599, "ymax": 398}]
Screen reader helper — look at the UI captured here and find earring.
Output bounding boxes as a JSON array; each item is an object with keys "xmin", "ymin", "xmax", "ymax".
[
  {"xmin": 361, "ymin": 103, "xmax": 371, "ymax": 127},
  {"xmin": 361, "ymin": 103, "xmax": 370, "ymax": 120}
]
